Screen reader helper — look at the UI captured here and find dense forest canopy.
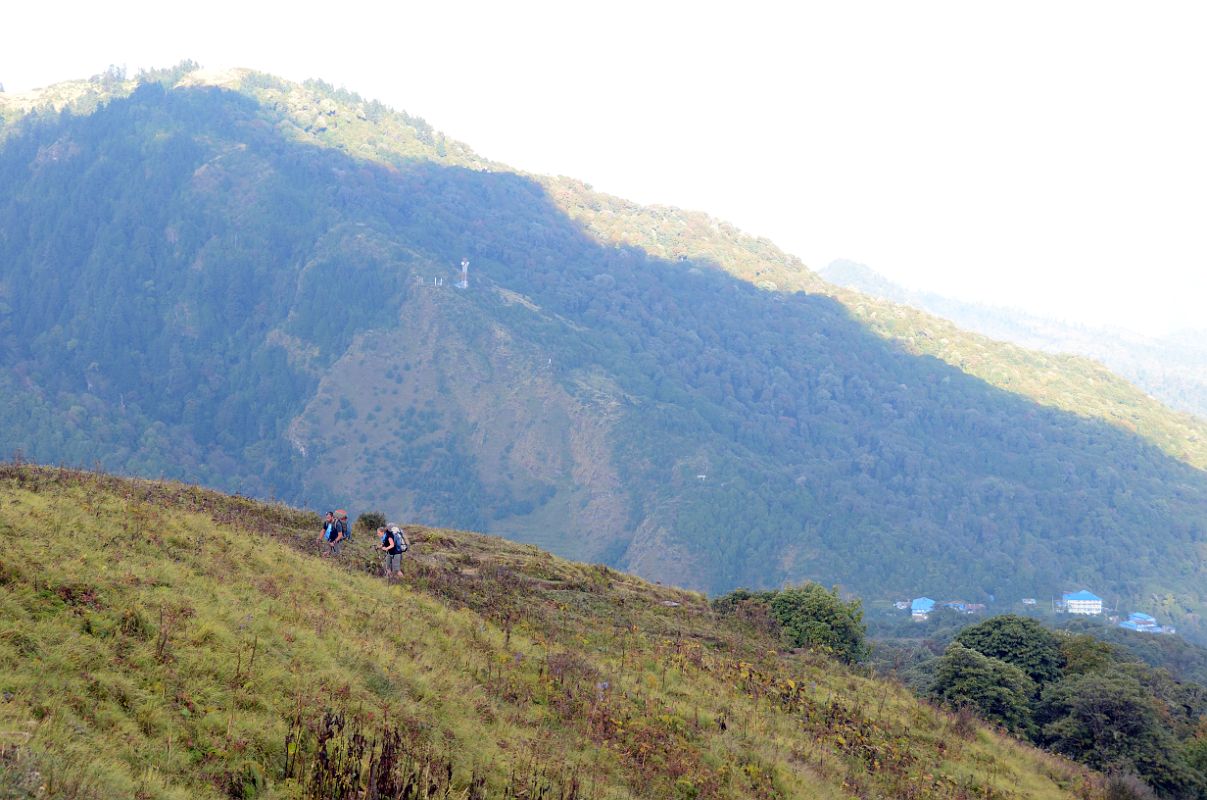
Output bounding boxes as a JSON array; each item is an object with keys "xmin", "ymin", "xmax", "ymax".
[{"xmin": 1, "ymin": 73, "xmax": 1205, "ymax": 639}]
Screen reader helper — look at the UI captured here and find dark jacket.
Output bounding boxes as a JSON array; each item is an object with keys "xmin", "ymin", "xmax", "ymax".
[{"xmin": 382, "ymin": 530, "xmax": 404, "ymax": 555}]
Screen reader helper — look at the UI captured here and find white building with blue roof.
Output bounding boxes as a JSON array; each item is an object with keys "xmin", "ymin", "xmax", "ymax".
[
  {"xmin": 1062, "ymin": 590, "xmax": 1103, "ymax": 615},
  {"xmin": 911, "ymin": 597, "xmax": 935, "ymax": 620},
  {"xmin": 1119, "ymin": 612, "xmax": 1172, "ymax": 634}
]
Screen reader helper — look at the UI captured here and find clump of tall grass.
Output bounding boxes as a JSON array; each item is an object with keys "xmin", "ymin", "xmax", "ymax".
[{"xmin": 285, "ymin": 710, "xmax": 585, "ymax": 799}]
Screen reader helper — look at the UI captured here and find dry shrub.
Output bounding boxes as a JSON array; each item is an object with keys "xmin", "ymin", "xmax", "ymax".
[
  {"xmin": 0, "ymin": 745, "xmax": 105, "ymax": 800},
  {"xmin": 546, "ymin": 650, "xmax": 598, "ymax": 687},
  {"xmin": 734, "ymin": 598, "xmax": 778, "ymax": 636},
  {"xmin": 288, "ymin": 710, "xmax": 584, "ymax": 800},
  {"xmin": 119, "ymin": 607, "xmax": 150, "ymax": 639},
  {"xmin": 1104, "ymin": 773, "xmax": 1158, "ymax": 800},
  {"xmin": 949, "ymin": 704, "xmax": 979, "ymax": 740},
  {"xmin": 55, "ymin": 581, "xmax": 103, "ymax": 611}
]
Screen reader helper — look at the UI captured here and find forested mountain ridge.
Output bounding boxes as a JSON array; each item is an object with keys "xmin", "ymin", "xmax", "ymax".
[
  {"xmin": 5, "ymin": 66, "xmax": 1205, "ymax": 470},
  {"xmin": 1, "ymin": 68, "xmax": 1206, "ymax": 636}
]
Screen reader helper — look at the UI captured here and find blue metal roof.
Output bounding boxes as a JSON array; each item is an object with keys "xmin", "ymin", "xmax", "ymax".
[
  {"xmin": 911, "ymin": 597, "xmax": 935, "ymax": 612},
  {"xmin": 1062, "ymin": 590, "xmax": 1102, "ymax": 602}
]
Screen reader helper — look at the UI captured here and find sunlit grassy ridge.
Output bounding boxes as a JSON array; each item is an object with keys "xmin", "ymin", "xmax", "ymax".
[{"xmin": 0, "ymin": 465, "xmax": 1104, "ymax": 799}]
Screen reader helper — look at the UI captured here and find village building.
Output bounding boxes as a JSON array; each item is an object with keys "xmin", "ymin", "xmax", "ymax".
[
  {"xmin": 1119, "ymin": 612, "xmax": 1174, "ymax": 634},
  {"xmin": 1062, "ymin": 590, "xmax": 1104, "ymax": 615},
  {"xmin": 911, "ymin": 597, "xmax": 935, "ymax": 621}
]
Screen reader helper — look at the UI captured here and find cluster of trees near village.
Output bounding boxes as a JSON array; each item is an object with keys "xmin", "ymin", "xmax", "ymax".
[
  {"xmin": 718, "ymin": 589, "xmax": 1207, "ymax": 799},
  {"xmin": 931, "ymin": 617, "xmax": 1207, "ymax": 798}
]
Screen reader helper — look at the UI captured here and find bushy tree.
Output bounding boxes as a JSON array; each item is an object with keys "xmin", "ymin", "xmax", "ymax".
[
  {"xmin": 1060, "ymin": 633, "xmax": 1117, "ymax": 676},
  {"xmin": 931, "ymin": 643, "xmax": 1036, "ymax": 736},
  {"xmin": 1103, "ymin": 773, "xmax": 1159, "ymax": 800},
  {"xmin": 1039, "ymin": 671, "xmax": 1205, "ymax": 799},
  {"xmin": 1183, "ymin": 733, "xmax": 1207, "ymax": 779},
  {"xmin": 711, "ymin": 588, "xmax": 761, "ymax": 615},
  {"xmin": 954, "ymin": 615, "xmax": 1064, "ymax": 686},
  {"xmin": 767, "ymin": 583, "xmax": 866, "ymax": 663}
]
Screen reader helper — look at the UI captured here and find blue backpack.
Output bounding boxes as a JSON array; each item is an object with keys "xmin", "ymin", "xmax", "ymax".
[{"xmin": 387, "ymin": 525, "xmax": 407, "ymax": 554}]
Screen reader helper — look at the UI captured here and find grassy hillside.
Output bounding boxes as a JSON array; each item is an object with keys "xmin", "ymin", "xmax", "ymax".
[{"xmin": 0, "ymin": 465, "xmax": 1106, "ymax": 800}]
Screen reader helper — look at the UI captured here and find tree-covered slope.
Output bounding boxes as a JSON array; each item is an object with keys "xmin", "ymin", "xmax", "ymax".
[
  {"xmin": 859, "ymin": 608, "xmax": 1207, "ymax": 797},
  {"xmin": 0, "ymin": 465, "xmax": 1106, "ymax": 800},
  {"xmin": 551, "ymin": 183, "xmax": 1207, "ymax": 471},
  {"xmin": 1, "ymin": 71, "xmax": 1205, "ymax": 634}
]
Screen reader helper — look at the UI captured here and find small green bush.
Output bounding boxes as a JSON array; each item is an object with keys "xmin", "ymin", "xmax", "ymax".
[
  {"xmin": 357, "ymin": 511, "xmax": 387, "ymax": 532},
  {"xmin": 768, "ymin": 583, "xmax": 867, "ymax": 663}
]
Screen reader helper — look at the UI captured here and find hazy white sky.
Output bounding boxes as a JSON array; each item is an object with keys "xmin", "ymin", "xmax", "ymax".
[{"xmin": 4, "ymin": 1, "xmax": 1205, "ymax": 335}]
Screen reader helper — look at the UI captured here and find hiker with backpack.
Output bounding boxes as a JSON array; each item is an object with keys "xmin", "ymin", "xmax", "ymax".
[
  {"xmin": 318, "ymin": 510, "xmax": 345, "ymax": 556},
  {"xmin": 318, "ymin": 511, "xmax": 336, "ymax": 552},
  {"xmin": 378, "ymin": 524, "xmax": 409, "ymax": 581}
]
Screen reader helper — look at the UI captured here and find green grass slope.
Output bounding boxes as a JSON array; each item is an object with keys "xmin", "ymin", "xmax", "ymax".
[{"xmin": 0, "ymin": 465, "xmax": 1102, "ymax": 800}]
